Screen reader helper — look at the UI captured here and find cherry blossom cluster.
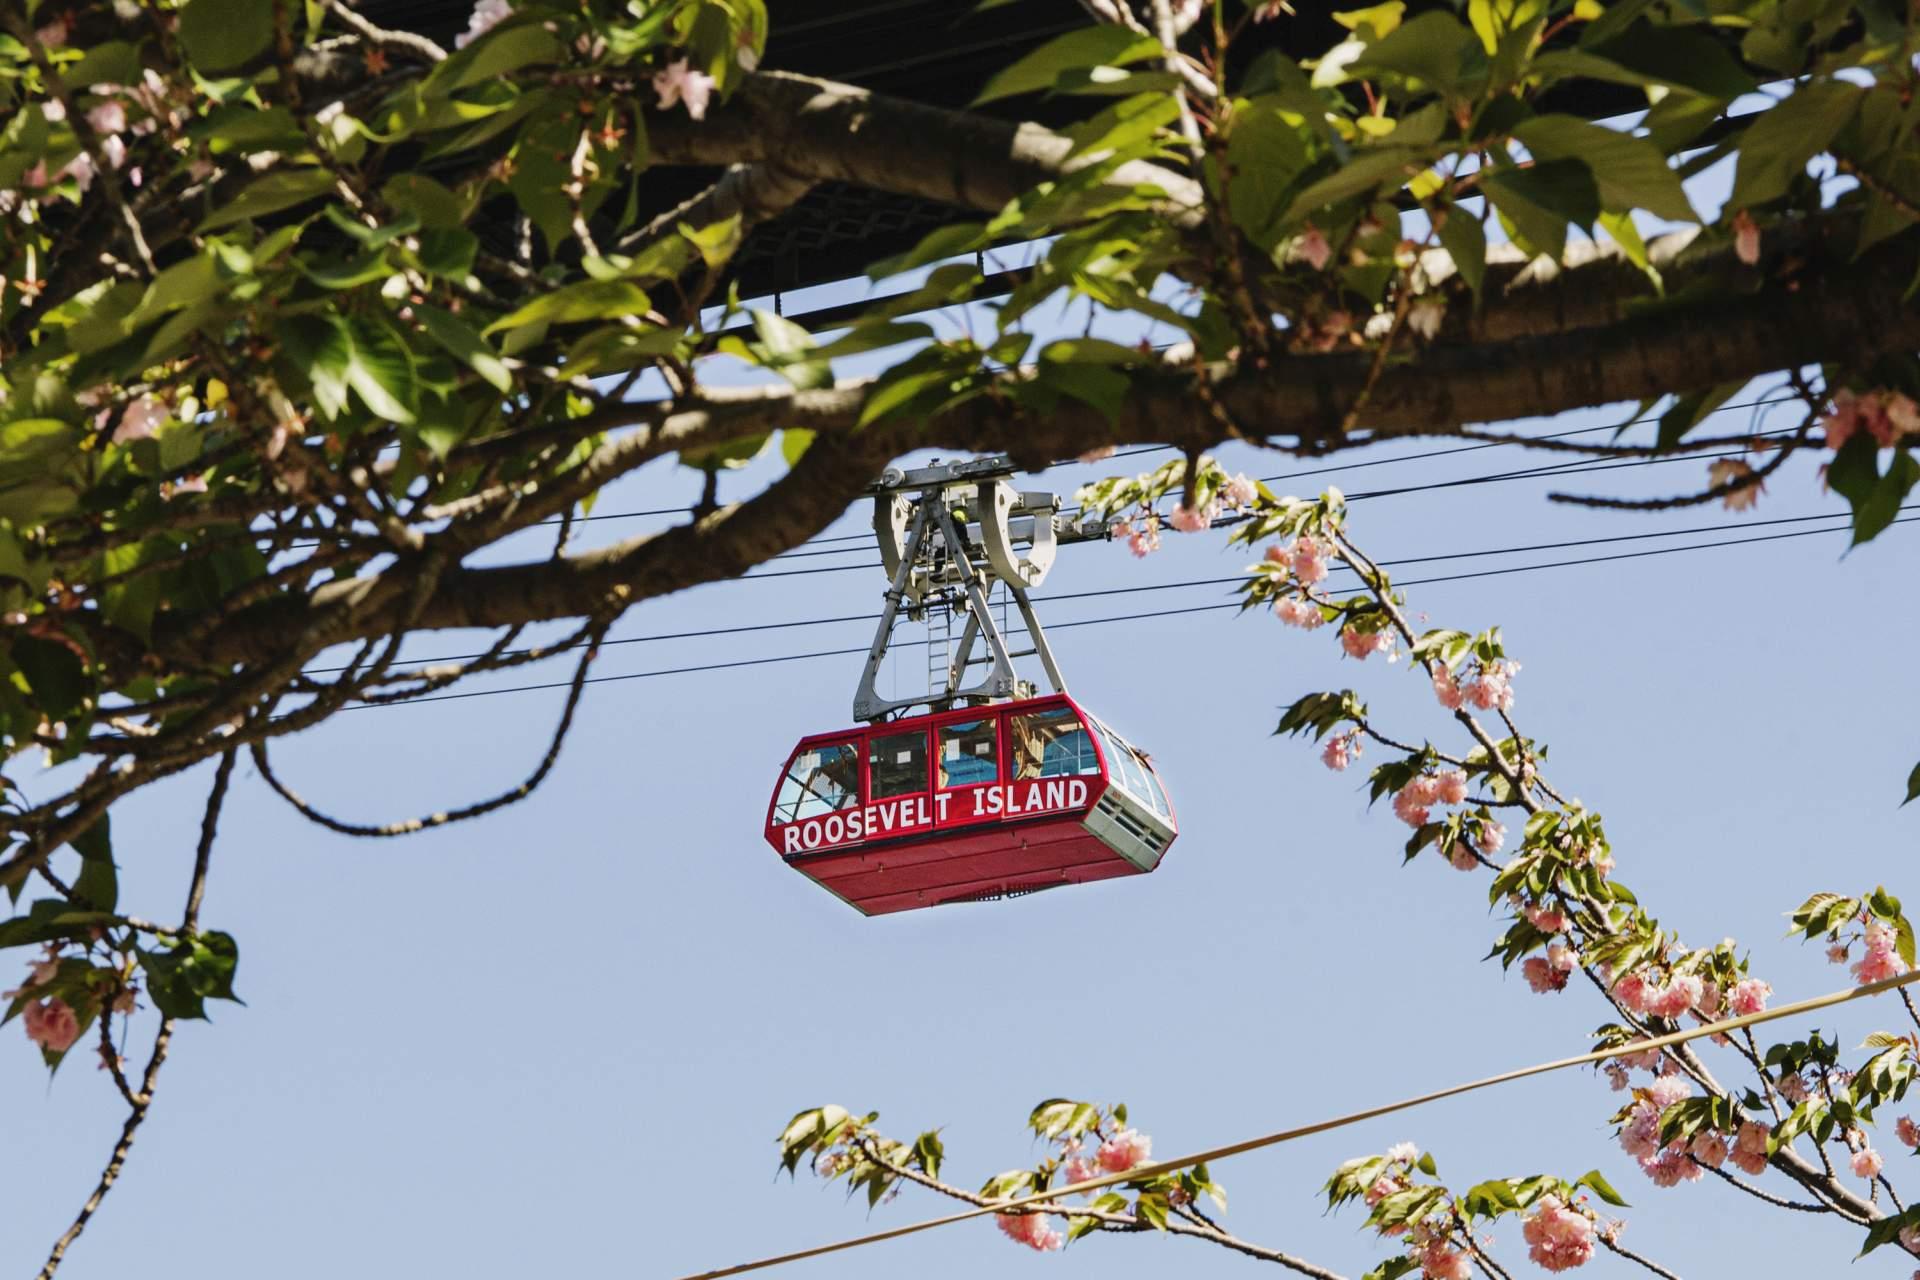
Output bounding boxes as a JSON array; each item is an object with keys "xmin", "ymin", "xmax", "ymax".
[
  {"xmin": 1431, "ymin": 658, "xmax": 1518, "ymax": 714},
  {"xmin": 1824, "ymin": 388, "xmax": 1920, "ymax": 452},
  {"xmin": 1521, "ymin": 1195, "xmax": 1596, "ymax": 1272},
  {"xmin": 5, "ymin": 946, "xmax": 80, "ymax": 1054},
  {"xmin": 1615, "ymin": 1076, "xmax": 1715, "ymax": 1187},
  {"xmin": 1391, "ymin": 769, "xmax": 1469, "ymax": 828}
]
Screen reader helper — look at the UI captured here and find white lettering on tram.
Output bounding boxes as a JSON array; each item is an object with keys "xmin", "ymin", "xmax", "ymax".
[{"xmin": 781, "ymin": 779, "xmax": 1090, "ymax": 855}]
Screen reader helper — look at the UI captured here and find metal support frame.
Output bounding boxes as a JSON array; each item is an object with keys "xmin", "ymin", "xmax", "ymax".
[{"xmin": 851, "ymin": 455, "xmax": 1098, "ymax": 723}]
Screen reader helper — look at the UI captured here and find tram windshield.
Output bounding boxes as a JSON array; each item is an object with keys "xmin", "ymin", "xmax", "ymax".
[
  {"xmin": 1090, "ymin": 719, "xmax": 1171, "ymax": 819},
  {"xmin": 773, "ymin": 743, "xmax": 859, "ymax": 823},
  {"xmin": 1009, "ymin": 706, "xmax": 1101, "ymax": 780}
]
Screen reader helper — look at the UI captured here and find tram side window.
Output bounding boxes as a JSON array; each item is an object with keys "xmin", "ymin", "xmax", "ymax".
[
  {"xmin": 938, "ymin": 719, "xmax": 999, "ymax": 788},
  {"xmin": 773, "ymin": 744, "xmax": 859, "ymax": 824},
  {"xmin": 869, "ymin": 730, "xmax": 929, "ymax": 800},
  {"xmin": 1009, "ymin": 708, "xmax": 1101, "ymax": 780}
]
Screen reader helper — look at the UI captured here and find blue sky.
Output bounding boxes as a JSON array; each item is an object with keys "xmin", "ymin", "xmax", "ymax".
[
  {"xmin": 4, "ymin": 382, "xmax": 1915, "ymax": 1279},
  {"xmin": 6, "ymin": 127, "xmax": 1919, "ymax": 1280}
]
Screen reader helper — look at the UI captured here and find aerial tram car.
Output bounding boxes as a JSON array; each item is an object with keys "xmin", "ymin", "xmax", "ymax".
[{"xmin": 764, "ymin": 456, "xmax": 1177, "ymax": 915}]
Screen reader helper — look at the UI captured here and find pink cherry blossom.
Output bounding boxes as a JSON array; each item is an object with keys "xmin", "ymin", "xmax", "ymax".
[
  {"xmin": 1648, "ymin": 1074, "xmax": 1692, "ymax": 1111},
  {"xmin": 1776, "ymin": 1072, "xmax": 1808, "ymax": 1104},
  {"xmin": 1824, "ymin": 389, "xmax": 1862, "ymax": 450},
  {"xmin": 1613, "ymin": 971, "xmax": 1651, "ymax": 1015},
  {"xmin": 1728, "ymin": 978, "xmax": 1770, "ymax": 1016},
  {"xmin": 1731, "ymin": 209, "xmax": 1760, "ymax": 265},
  {"xmin": 1473, "ymin": 819, "xmax": 1506, "ymax": 857},
  {"xmin": 1888, "ymin": 393, "xmax": 1920, "ymax": 440},
  {"xmin": 1288, "ymin": 536, "xmax": 1330, "ymax": 585},
  {"xmin": 1900, "ymin": 1223, "xmax": 1920, "ymax": 1256},
  {"xmin": 1096, "ymin": 1128, "xmax": 1151, "ymax": 1174},
  {"xmin": 1523, "ymin": 943, "xmax": 1576, "ymax": 994},
  {"xmin": 1524, "ymin": 903, "xmax": 1568, "ymax": 934},
  {"xmin": 1689, "ymin": 1131, "xmax": 1728, "ymax": 1169},
  {"xmin": 654, "ymin": 59, "xmax": 717, "ymax": 121},
  {"xmin": 1224, "ymin": 474, "xmax": 1257, "ymax": 508},
  {"xmin": 1650, "ymin": 974, "xmax": 1705, "ymax": 1020},
  {"xmin": 1853, "ymin": 1146, "xmax": 1884, "ymax": 1179},
  {"xmin": 1275, "ymin": 596, "xmax": 1323, "ymax": 629},
  {"xmin": 1641, "ymin": 1142, "xmax": 1705, "ymax": 1187},
  {"xmin": 1708, "ymin": 458, "xmax": 1762, "ymax": 512},
  {"xmin": 1731, "ymin": 1122, "xmax": 1770, "ymax": 1176},
  {"xmin": 87, "ymin": 101, "xmax": 127, "ymax": 136},
  {"xmin": 1447, "ymin": 841, "xmax": 1479, "ymax": 871},
  {"xmin": 1384, "ymin": 1142, "xmax": 1419, "ymax": 1164},
  {"xmin": 1321, "ymin": 733, "xmax": 1357, "ymax": 772},
  {"xmin": 1604, "ymin": 1063, "xmax": 1630, "ymax": 1091},
  {"xmin": 1127, "ymin": 521, "xmax": 1161, "ymax": 558},
  {"xmin": 1062, "ymin": 1155, "xmax": 1096, "ymax": 1185},
  {"xmin": 1464, "ymin": 660, "xmax": 1517, "ymax": 711},
  {"xmin": 1897, "ymin": 1115, "xmax": 1919, "ymax": 1149},
  {"xmin": 454, "ymin": 0, "xmax": 512, "ymax": 49},
  {"xmin": 1363, "ymin": 1174, "xmax": 1402, "ymax": 1206},
  {"xmin": 1406, "ymin": 298, "xmax": 1445, "ymax": 341},
  {"xmin": 1431, "ymin": 665, "xmax": 1464, "ymax": 710},
  {"xmin": 22, "ymin": 997, "xmax": 80, "ymax": 1053},
  {"xmin": 1077, "ymin": 445, "xmax": 1116, "ymax": 463},
  {"xmin": 1434, "ymin": 770, "xmax": 1468, "ymax": 806},
  {"xmin": 1419, "ymin": 1241, "xmax": 1471, "ymax": 1280},
  {"xmin": 33, "ymin": 20, "xmax": 68, "ymax": 48},
  {"xmin": 996, "ymin": 1211, "xmax": 1064, "ymax": 1252},
  {"xmin": 1827, "ymin": 942, "xmax": 1851, "ymax": 965},
  {"xmin": 1168, "ymin": 502, "xmax": 1213, "ymax": 532},
  {"xmin": 1522, "ymin": 1195, "xmax": 1596, "ymax": 1272},
  {"xmin": 114, "ymin": 396, "xmax": 166, "ymax": 444},
  {"xmin": 1341, "ymin": 626, "xmax": 1390, "ymax": 661},
  {"xmin": 1852, "ymin": 920, "xmax": 1907, "ymax": 986},
  {"xmin": 1299, "ymin": 225, "xmax": 1331, "ymax": 271}
]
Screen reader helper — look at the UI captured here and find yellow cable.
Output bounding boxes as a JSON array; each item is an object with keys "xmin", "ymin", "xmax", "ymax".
[{"xmin": 675, "ymin": 968, "xmax": 1920, "ymax": 1279}]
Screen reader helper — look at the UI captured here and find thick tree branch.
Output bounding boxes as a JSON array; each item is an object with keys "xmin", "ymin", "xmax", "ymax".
[{"xmin": 644, "ymin": 71, "xmax": 1207, "ymax": 229}]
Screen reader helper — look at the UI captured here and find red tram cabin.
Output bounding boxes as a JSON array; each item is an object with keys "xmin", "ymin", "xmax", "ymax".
[{"xmin": 764, "ymin": 695, "xmax": 1176, "ymax": 915}]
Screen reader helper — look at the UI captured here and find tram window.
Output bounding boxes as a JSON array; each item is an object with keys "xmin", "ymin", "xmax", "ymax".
[
  {"xmin": 774, "ymin": 743, "xmax": 859, "ymax": 824},
  {"xmin": 1009, "ymin": 708, "xmax": 1101, "ymax": 780},
  {"xmin": 869, "ymin": 730, "xmax": 929, "ymax": 800},
  {"xmin": 938, "ymin": 719, "xmax": 999, "ymax": 788}
]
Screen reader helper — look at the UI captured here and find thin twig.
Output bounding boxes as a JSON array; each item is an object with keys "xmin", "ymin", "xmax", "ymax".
[
  {"xmin": 1600, "ymin": 1234, "xmax": 1685, "ymax": 1280},
  {"xmin": 39, "ymin": 751, "xmax": 236, "ymax": 1278}
]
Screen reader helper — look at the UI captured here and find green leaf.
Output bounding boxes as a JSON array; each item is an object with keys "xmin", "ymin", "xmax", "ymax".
[
  {"xmin": 199, "ymin": 169, "xmax": 336, "ymax": 231},
  {"xmin": 1655, "ymin": 383, "xmax": 1741, "ymax": 449},
  {"xmin": 342, "ymin": 316, "xmax": 418, "ymax": 425},
  {"xmin": 1569, "ymin": 23, "xmax": 1757, "ymax": 100},
  {"xmin": 178, "ymin": 0, "xmax": 276, "ymax": 71},
  {"xmin": 1582, "ymin": 1174, "xmax": 1628, "ymax": 1212},
  {"xmin": 1436, "ymin": 208, "xmax": 1487, "ymax": 297},
  {"xmin": 1902, "ymin": 760, "xmax": 1920, "ymax": 807},
  {"xmin": 415, "ymin": 306, "xmax": 511, "ymax": 394},
  {"xmin": 1854, "ymin": 449, "xmax": 1918, "ymax": 545},
  {"xmin": 1481, "ymin": 158, "xmax": 1598, "ymax": 261},
  {"xmin": 1730, "ymin": 81, "xmax": 1863, "ymax": 211},
  {"xmin": 136, "ymin": 931, "xmax": 241, "ymax": 1020},
  {"xmin": 485, "ymin": 280, "xmax": 652, "ymax": 334},
  {"xmin": 446, "ymin": 21, "xmax": 564, "ymax": 91},
  {"xmin": 973, "ymin": 26, "xmax": 1164, "ymax": 104},
  {"xmin": 1513, "ymin": 116, "xmax": 1694, "ymax": 222},
  {"xmin": 1348, "ymin": 11, "xmax": 1487, "ymax": 93},
  {"xmin": 750, "ymin": 310, "xmax": 832, "ymax": 391},
  {"xmin": 69, "ymin": 816, "xmax": 116, "ymax": 914},
  {"xmin": 382, "ymin": 174, "xmax": 466, "ymax": 229}
]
